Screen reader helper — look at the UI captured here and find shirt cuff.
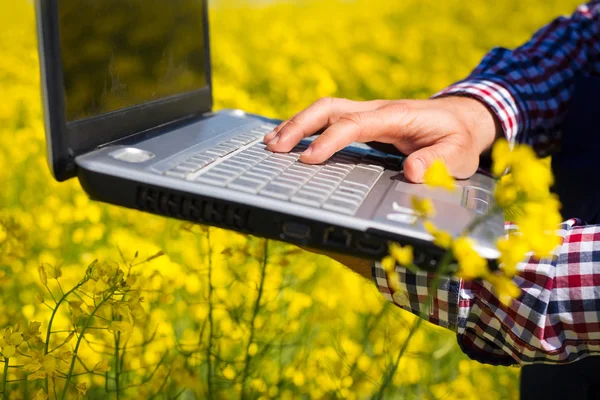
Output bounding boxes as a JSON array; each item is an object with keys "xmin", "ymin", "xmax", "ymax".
[
  {"xmin": 432, "ymin": 78, "xmax": 522, "ymax": 146},
  {"xmin": 372, "ymin": 261, "xmax": 461, "ymax": 331}
]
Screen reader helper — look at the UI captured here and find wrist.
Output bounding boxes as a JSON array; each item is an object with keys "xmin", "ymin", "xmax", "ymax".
[{"xmin": 435, "ymin": 95, "xmax": 502, "ymax": 154}]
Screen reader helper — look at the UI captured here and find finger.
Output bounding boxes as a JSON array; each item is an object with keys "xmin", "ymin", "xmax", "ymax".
[
  {"xmin": 299, "ymin": 104, "xmax": 412, "ymax": 164},
  {"xmin": 403, "ymin": 139, "xmax": 478, "ymax": 183},
  {"xmin": 267, "ymin": 98, "xmax": 384, "ymax": 152},
  {"xmin": 263, "ymin": 120, "xmax": 289, "ymax": 143}
]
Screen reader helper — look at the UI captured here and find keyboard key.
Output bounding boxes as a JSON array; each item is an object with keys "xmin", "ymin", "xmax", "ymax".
[
  {"xmin": 196, "ymin": 172, "xmax": 232, "ymax": 186},
  {"xmin": 222, "ymin": 158, "xmax": 252, "ymax": 169},
  {"xmin": 251, "ymin": 165, "xmax": 283, "ymax": 176},
  {"xmin": 271, "ymin": 153, "xmax": 299, "ymax": 162},
  {"xmin": 329, "ymin": 194, "xmax": 360, "ymax": 206},
  {"xmin": 218, "ymin": 162, "xmax": 247, "ymax": 174},
  {"xmin": 304, "ymin": 180, "xmax": 334, "ymax": 192},
  {"xmin": 297, "ymin": 188, "xmax": 328, "ymax": 199},
  {"xmin": 176, "ymin": 162, "xmax": 203, "ymax": 172},
  {"xmin": 302, "ymin": 183, "xmax": 331, "ymax": 195},
  {"xmin": 324, "ymin": 164, "xmax": 353, "ymax": 173},
  {"xmin": 281, "ymin": 171, "xmax": 310, "ymax": 182},
  {"xmin": 332, "ymin": 189, "xmax": 364, "ymax": 203},
  {"xmin": 239, "ymin": 172, "xmax": 270, "ymax": 183},
  {"xmin": 285, "ymin": 167, "xmax": 313, "ymax": 178},
  {"xmin": 309, "ymin": 176, "xmax": 340, "ymax": 186},
  {"xmin": 188, "ymin": 154, "xmax": 215, "ymax": 163},
  {"xmin": 320, "ymin": 167, "xmax": 347, "ymax": 177},
  {"xmin": 231, "ymin": 153, "xmax": 262, "ymax": 164},
  {"xmin": 210, "ymin": 167, "xmax": 239, "ymax": 179},
  {"xmin": 314, "ymin": 172, "xmax": 343, "ymax": 184},
  {"xmin": 343, "ymin": 166, "xmax": 381, "ymax": 189},
  {"xmin": 259, "ymin": 160, "xmax": 287, "ymax": 171},
  {"xmin": 228, "ymin": 177, "xmax": 266, "ymax": 194},
  {"xmin": 322, "ymin": 197, "xmax": 359, "ymax": 215},
  {"xmin": 288, "ymin": 164, "xmax": 321, "ymax": 174},
  {"xmin": 291, "ymin": 192, "xmax": 324, "ymax": 207},
  {"xmin": 164, "ymin": 169, "xmax": 187, "ymax": 178},
  {"xmin": 271, "ymin": 177, "xmax": 301, "ymax": 188},
  {"xmin": 359, "ymin": 163, "xmax": 385, "ymax": 172},
  {"xmin": 260, "ymin": 183, "xmax": 297, "ymax": 200},
  {"xmin": 263, "ymin": 158, "xmax": 295, "ymax": 168},
  {"xmin": 206, "ymin": 147, "xmax": 230, "ymax": 157},
  {"xmin": 336, "ymin": 184, "xmax": 368, "ymax": 196},
  {"xmin": 245, "ymin": 169, "xmax": 278, "ymax": 179}
]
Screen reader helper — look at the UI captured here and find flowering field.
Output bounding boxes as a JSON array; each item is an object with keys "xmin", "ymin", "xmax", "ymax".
[{"xmin": 0, "ymin": 0, "xmax": 579, "ymax": 399}]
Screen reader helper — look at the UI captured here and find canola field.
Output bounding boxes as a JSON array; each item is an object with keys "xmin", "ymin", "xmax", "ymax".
[{"xmin": 0, "ymin": 0, "xmax": 581, "ymax": 398}]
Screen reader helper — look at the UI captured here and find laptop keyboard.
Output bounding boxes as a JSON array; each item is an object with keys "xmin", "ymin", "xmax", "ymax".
[{"xmin": 159, "ymin": 124, "xmax": 402, "ymax": 215}]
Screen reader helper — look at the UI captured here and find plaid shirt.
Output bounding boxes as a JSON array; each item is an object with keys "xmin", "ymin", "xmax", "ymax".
[{"xmin": 373, "ymin": 1, "xmax": 600, "ymax": 365}]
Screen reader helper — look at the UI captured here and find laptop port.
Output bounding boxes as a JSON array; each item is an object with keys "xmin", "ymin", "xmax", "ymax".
[
  {"xmin": 323, "ymin": 227, "xmax": 352, "ymax": 247},
  {"xmin": 355, "ymin": 237, "xmax": 386, "ymax": 256},
  {"xmin": 282, "ymin": 221, "xmax": 311, "ymax": 240}
]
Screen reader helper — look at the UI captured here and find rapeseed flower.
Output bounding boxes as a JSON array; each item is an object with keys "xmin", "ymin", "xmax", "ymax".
[
  {"xmin": 424, "ymin": 159, "xmax": 456, "ymax": 191},
  {"xmin": 452, "ymin": 237, "xmax": 488, "ymax": 280},
  {"xmin": 411, "ymin": 196, "xmax": 435, "ymax": 218}
]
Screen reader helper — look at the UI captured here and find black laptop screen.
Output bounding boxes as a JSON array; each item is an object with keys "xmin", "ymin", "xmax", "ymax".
[{"xmin": 57, "ymin": 0, "xmax": 208, "ymax": 122}]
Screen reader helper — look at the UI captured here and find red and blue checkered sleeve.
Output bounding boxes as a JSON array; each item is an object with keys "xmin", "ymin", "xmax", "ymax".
[
  {"xmin": 373, "ymin": 219, "xmax": 600, "ymax": 365},
  {"xmin": 433, "ymin": 2, "xmax": 600, "ymax": 155}
]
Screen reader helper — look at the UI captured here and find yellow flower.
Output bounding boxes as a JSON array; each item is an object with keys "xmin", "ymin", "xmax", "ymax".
[
  {"xmin": 423, "ymin": 159, "xmax": 455, "ymax": 191},
  {"xmin": 494, "ymin": 174, "xmax": 519, "ymax": 209},
  {"xmin": 452, "ymin": 237, "xmax": 488, "ymax": 280},
  {"xmin": 411, "ymin": 196, "xmax": 435, "ymax": 218},
  {"xmin": 222, "ymin": 365, "xmax": 236, "ymax": 380},
  {"xmin": 491, "ymin": 138, "xmax": 512, "ymax": 176},
  {"xmin": 389, "ymin": 242, "xmax": 413, "ymax": 266},
  {"xmin": 517, "ymin": 196, "xmax": 562, "ymax": 258},
  {"xmin": 2, "ymin": 345, "xmax": 15, "ymax": 359},
  {"xmin": 381, "ymin": 256, "xmax": 396, "ymax": 272},
  {"xmin": 424, "ymin": 221, "xmax": 453, "ymax": 249},
  {"xmin": 485, "ymin": 272, "xmax": 521, "ymax": 306},
  {"xmin": 511, "ymin": 149, "xmax": 553, "ymax": 200},
  {"xmin": 248, "ymin": 342, "xmax": 258, "ymax": 356},
  {"xmin": 496, "ymin": 235, "xmax": 529, "ymax": 276}
]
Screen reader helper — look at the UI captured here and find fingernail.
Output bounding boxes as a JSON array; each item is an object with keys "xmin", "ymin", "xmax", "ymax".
[
  {"xmin": 414, "ymin": 158, "xmax": 425, "ymax": 179},
  {"xmin": 268, "ymin": 134, "xmax": 280, "ymax": 145},
  {"xmin": 264, "ymin": 131, "xmax": 276, "ymax": 142},
  {"xmin": 301, "ymin": 146, "xmax": 313, "ymax": 157}
]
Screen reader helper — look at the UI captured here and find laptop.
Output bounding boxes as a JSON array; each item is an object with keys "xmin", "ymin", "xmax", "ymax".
[{"xmin": 35, "ymin": 0, "xmax": 503, "ymax": 268}]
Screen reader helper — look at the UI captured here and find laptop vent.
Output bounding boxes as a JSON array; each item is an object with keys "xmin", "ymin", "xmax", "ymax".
[{"xmin": 136, "ymin": 186, "xmax": 251, "ymax": 230}]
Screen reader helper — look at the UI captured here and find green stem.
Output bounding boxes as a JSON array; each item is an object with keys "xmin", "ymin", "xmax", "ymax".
[
  {"xmin": 115, "ymin": 331, "xmax": 121, "ymax": 400},
  {"xmin": 240, "ymin": 239, "xmax": 269, "ymax": 399},
  {"xmin": 60, "ymin": 288, "xmax": 117, "ymax": 400},
  {"xmin": 205, "ymin": 229, "xmax": 214, "ymax": 400},
  {"xmin": 0, "ymin": 358, "xmax": 9, "ymax": 399},
  {"xmin": 44, "ymin": 281, "xmax": 86, "ymax": 393}
]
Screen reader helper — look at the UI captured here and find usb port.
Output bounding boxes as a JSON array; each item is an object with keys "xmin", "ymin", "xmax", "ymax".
[
  {"xmin": 323, "ymin": 227, "xmax": 352, "ymax": 248},
  {"xmin": 282, "ymin": 221, "xmax": 311, "ymax": 240}
]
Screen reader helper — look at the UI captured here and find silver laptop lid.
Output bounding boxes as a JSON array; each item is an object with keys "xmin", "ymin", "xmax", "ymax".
[{"xmin": 36, "ymin": 0, "xmax": 213, "ymax": 181}]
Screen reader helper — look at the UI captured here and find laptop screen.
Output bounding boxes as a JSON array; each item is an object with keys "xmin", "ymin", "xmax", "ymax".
[{"xmin": 58, "ymin": 0, "xmax": 208, "ymax": 122}]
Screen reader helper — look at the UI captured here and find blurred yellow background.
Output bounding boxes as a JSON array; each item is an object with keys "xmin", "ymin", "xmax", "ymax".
[{"xmin": 0, "ymin": 0, "xmax": 580, "ymax": 398}]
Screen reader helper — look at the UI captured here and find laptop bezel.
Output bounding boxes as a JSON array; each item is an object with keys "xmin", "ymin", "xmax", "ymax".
[{"xmin": 35, "ymin": 0, "xmax": 214, "ymax": 182}]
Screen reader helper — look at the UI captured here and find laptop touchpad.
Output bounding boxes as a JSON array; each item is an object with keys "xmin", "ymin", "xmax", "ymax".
[{"xmin": 392, "ymin": 172, "xmax": 463, "ymax": 204}]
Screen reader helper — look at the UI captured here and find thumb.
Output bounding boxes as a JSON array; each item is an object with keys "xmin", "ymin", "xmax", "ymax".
[{"xmin": 403, "ymin": 140, "xmax": 477, "ymax": 183}]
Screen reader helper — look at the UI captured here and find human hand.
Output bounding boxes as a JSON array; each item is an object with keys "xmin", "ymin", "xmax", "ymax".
[{"xmin": 263, "ymin": 96, "xmax": 501, "ymax": 182}]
